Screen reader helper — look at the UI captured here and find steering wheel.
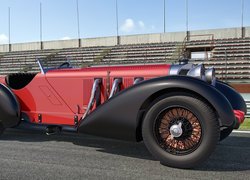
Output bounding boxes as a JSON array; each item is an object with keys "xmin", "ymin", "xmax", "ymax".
[{"xmin": 58, "ymin": 62, "xmax": 70, "ymax": 69}]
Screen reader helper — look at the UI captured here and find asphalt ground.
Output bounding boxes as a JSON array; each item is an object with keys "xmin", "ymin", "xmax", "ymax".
[{"xmin": 0, "ymin": 129, "xmax": 250, "ymax": 180}]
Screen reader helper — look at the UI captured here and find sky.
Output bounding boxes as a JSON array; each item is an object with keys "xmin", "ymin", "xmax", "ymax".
[{"xmin": 0, "ymin": 0, "xmax": 249, "ymax": 44}]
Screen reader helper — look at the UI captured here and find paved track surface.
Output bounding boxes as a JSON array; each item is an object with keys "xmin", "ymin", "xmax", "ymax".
[{"xmin": 0, "ymin": 129, "xmax": 250, "ymax": 180}]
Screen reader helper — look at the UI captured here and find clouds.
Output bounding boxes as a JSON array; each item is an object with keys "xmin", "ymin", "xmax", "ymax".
[
  {"xmin": 0, "ymin": 34, "xmax": 8, "ymax": 44},
  {"xmin": 138, "ymin": 21, "xmax": 145, "ymax": 29},
  {"xmin": 120, "ymin": 18, "xmax": 147, "ymax": 33},
  {"xmin": 61, "ymin": 36, "xmax": 71, "ymax": 40},
  {"xmin": 120, "ymin": 19, "xmax": 135, "ymax": 33}
]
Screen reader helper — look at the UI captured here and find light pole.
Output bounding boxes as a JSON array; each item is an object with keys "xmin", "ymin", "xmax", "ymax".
[
  {"xmin": 76, "ymin": 0, "xmax": 81, "ymax": 46},
  {"xmin": 186, "ymin": 0, "xmax": 188, "ymax": 32},
  {"xmin": 241, "ymin": 0, "xmax": 245, "ymax": 37},
  {"xmin": 164, "ymin": 0, "xmax": 166, "ymax": 33},
  {"xmin": 40, "ymin": 2, "xmax": 43, "ymax": 50},
  {"xmin": 8, "ymin": 7, "xmax": 11, "ymax": 51},
  {"xmin": 185, "ymin": 0, "xmax": 189, "ymax": 40},
  {"xmin": 115, "ymin": 0, "xmax": 119, "ymax": 44}
]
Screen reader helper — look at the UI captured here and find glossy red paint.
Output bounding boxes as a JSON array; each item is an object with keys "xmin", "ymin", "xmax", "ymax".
[
  {"xmin": 0, "ymin": 76, "xmax": 5, "ymax": 84},
  {"xmin": 233, "ymin": 110, "xmax": 245, "ymax": 124},
  {"xmin": 4, "ymin": 64, "xmax": 171, "ymax": 126}
]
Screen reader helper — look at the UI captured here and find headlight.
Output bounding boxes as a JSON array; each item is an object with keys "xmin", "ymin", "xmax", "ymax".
[
  {"xmin": 205, "ymin": 67, "xmax": 216, "ymax": 84},
  {"xmin": 169, "ymin": 62, "xmax": 216, "ymax": 86},
  {"xmin": 187, "ymin": 64, "xmax": 206, "ymax": 80}
]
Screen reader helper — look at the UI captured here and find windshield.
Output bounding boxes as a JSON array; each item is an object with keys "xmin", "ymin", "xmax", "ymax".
[{"xmin": 37, "ymin": 56, "xmax": 75, "ymax": 74}]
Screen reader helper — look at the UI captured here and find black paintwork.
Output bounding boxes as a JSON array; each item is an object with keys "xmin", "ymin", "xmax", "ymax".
[
  {"xmin": 16, "ymin": 121, "xmax": 77, "ymax": 133},
  {"xmin": 78, "ymin": 76, "xmax": 238, "ymax": 142},
  {"xmin": 215, "ymin": 81, "xmax": 247, "ymax": 114},
  {"xmin": 0, "ymin": 83, "xmax": 20, "ymax": 128},
  {"xmin": 215, "ymin": 81, "xmax": 247, "ymax": 129}
]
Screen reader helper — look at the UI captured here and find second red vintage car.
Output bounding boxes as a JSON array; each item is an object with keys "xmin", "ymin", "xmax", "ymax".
[{"xmin": 0, "ymin": 59, "xmax": 246, "ymax": 169}]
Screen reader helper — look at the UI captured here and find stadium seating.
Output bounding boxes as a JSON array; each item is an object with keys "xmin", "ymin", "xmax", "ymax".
[{"xmin": 0, "ymin": 37, "xmax": 249, "ymax": 84}]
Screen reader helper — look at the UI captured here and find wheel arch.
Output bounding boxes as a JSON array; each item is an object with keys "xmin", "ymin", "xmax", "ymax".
[
  {"xmin": 78, "ymin": 76, "xmax": 235, "ymax": 142},
  {"xmin": 136, "ymin": 88, "xmax": 219, "ymax": 141}
]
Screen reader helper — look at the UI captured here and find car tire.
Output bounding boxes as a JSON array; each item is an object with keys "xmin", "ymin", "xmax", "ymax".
[{"xmin": 142, "ymin": 93, "xmax": 220, "ymax": 169}]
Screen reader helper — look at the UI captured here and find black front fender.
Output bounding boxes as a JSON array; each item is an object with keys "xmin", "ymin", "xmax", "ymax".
[
  {"xmin": 0, "ymin": 83, "xmax": 20, "ymax": 128},
  {"xmin": 215, "ymin": 81, "xmax": 247, "ymax": 129},
  {"xmin": 78, "ymin": 76, "xmax": 235, "ymax": 141},
  {"xmin": 215, "ymin": 81, "xmax": 246, "ymax": 114}
]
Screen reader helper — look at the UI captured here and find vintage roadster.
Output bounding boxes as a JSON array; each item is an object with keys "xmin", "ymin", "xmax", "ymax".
[{"xmin": 0, "ymin": 59, "xmax": 246, "ymax": 169}]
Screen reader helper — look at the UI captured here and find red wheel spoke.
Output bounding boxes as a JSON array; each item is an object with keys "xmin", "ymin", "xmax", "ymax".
[{"xmin": 156, "ymin": 107, "xmax": 202, "ymax": 155}]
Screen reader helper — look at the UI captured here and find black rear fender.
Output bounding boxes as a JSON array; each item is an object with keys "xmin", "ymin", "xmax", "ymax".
[
  {"xmin": 78, "ymin": 76, "xmax": 236, "ymax": 142},
  {"xmin": 0, "ymin": 83, "xmax": 21, "ymax": 128}
]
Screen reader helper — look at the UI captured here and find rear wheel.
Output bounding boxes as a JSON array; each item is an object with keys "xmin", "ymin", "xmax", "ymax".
[{"xmin": 142, "ymin": 94, "xmax": 220, "ymax": 169}]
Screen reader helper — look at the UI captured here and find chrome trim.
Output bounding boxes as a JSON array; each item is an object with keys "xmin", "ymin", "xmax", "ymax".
[
  {"xmin": 211, "ymin": 78, "xmax": 216, "ymax": 86},
  {"xmin": 109, "ymin": 78, "xmax": 122, "ymax": 99},
  {"xmin": 187, "ymin": 64, "xmax": 205, "ymax": 80},
  {"xmin": 170, "ymin": 122, "xmax": 183, "ymax": 138},
  {"xmin": 133, "ymin": 77, "xmax": 144, "ymax": 85},
  {"xmin": 169, "ymin": 64, "xmax": 183, "ymax": 75},
  {"xmin": 205, "ymin": 67, "xmax": 215, "ymax": 84},
  {"xmin": 37, "ymin": 59, "xmax": 45, "ymax": 74},
  {"xmin": 82, "ymin": 79, "xmax": 101, "ymax": 120},
  {"xmin": 169, "ymin": 64, "xmax": 194, "ymax": 75},
  {"xmin": 170, "ymin": 61, "xmax": 217, "ymax": 86}
]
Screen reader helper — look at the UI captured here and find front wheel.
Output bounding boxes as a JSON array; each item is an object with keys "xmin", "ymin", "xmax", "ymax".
[{"xmin": 142, "ymin": 94, "xmax": 220, "ymax": 169}]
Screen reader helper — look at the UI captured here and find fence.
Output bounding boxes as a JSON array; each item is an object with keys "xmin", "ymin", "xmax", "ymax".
[
  {"xmin": 242, "ymin": 94, "xmax": 250, "ymax": 118},
  {"xmin": 246, "ymin": 100, "xmax": 250, "ymax": 118}
]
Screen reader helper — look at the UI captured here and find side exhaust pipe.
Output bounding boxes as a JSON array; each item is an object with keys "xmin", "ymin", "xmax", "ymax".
[{"xmin": 46, "ymin": 125, "xmax": 62, "ymax": 135}]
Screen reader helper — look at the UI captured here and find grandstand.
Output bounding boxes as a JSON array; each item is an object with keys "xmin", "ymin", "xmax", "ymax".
[
  {"xmin": 0, "ymin": 27, "xmax": 249, "ymax": 116},
  {"xmin": 0, "ymin": 27, "xmax": 249, "ymax": 84}
]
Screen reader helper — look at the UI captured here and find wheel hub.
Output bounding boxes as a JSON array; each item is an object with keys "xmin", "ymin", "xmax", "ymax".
[
  {"xmin": 156, "ymin": 107, "xmax": 202, "ymax": 155},
  {"xmin": 170, "ymin": 122, "xmax": 182, "ymax": 137}
]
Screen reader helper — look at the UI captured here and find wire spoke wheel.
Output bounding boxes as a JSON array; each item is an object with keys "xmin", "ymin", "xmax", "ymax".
[
  {"xmin": 142, "ymin": 94, "xmax": 219, "ymax": 168},
  {"xmin": 155, "ymin": 107, "xmax": 202, "ymax": 155}
]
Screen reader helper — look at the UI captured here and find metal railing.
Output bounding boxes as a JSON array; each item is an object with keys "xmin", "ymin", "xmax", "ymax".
[{"xmin": 246, "ymin": 100, "xmax": 250, "ymax": 118}]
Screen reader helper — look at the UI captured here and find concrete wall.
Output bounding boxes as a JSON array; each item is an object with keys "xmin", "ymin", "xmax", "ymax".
[
  {"xmin": 161, "ymin": 32, "xmax": 186, "ymax": 42},
  {"xmin": 81, "ymin": 36, "xmax": 117, "ymax": 47},
  {"xmin": 0, "ymin": 26, "xmax": 249, "ymax": 52},
  {"xmin": 245, "ymin": 27, "xmax": 250, "ymax": 37},
  {"xmin": 120, "ymin": 34, "xmax": 161, "ymax": 45},
  {"xmin": 0, "ymin": 44, "xmax": 9, "ymax": 53},
  {"xmin": 11, "ymin": 42, "xmax": 41, "ymax": 51},
  {"xmin": 190, "ymin": 27, "xmax": 243, "ymax": 40},
  {"xmin": 43, "ymin": 39, "xmax": 79, "ymax": 50},
  {"xmin": 119, "ymin": 32, "xmax": 186, "ymax": 45}
]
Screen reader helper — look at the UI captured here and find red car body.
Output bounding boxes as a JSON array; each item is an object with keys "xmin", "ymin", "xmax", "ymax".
[
  {"xmin": 0, "ymin": 61, "xmax": 246, "ymax": 168},
  {"xmin": 0, "ymin": 64, "xmax": 170, "ymax": 126}
]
